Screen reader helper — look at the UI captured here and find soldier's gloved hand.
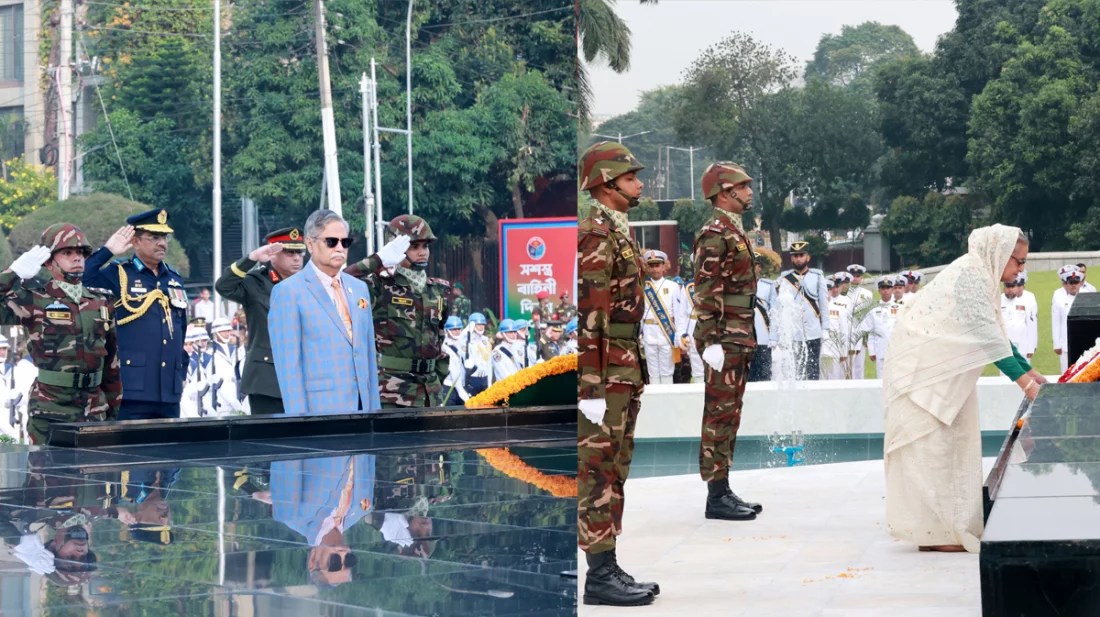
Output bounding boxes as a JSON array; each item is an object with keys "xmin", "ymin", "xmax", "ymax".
[
  {"xmin": 377, "ymin": 235, "xmax": 412, "ymax": 268},
  {"xmin": 702, "ymin": 344, "xmax": 724, "ymax": 371},
  {"xmin": 10, "ymin": 246, "xmax": 52, "ymax": 280},
  {"xmin": 579, "ymin": 398, "xmax": 606, "ymax": 425}
]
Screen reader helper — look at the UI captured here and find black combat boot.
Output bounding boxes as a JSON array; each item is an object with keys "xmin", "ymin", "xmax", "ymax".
[
  {"xmin": 608, "ymin": 551, "xmax": 661, "ymax": 596},
  {"xmin": 725, "ymin": 478, "xmax": 763, "ymax": 514},
  {"xmin": 583, "ymin": 549, "xmax": 655, "ymax": 606},
  {"xmin": 705, "ymin": 478, "xmax": 757, "ymax": 521}
]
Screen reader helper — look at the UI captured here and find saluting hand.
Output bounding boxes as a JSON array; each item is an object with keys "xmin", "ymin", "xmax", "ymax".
[
  {"xmin": 105, "ymin": 225, "xmax": 135, "ymax": 255},
  {"xmin": 249, "ymin": 243, "xmax": 284, "ymax": 263}
]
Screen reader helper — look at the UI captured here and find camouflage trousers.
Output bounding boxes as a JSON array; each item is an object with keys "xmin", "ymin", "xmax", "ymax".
[
  {"xmin": 700, "ymin": 349, "xmax": 753, "ymax": 482},
  {"xmin": 27, "ymin": 404, "xmax": 108, "ymax": 446},
  {"xmin": 379, "ymin": 370, "xmax": 441, "ymax": 408},
  {"xmin": 577, "ymin": 382, "xmax": 643, "ymax": 554}
]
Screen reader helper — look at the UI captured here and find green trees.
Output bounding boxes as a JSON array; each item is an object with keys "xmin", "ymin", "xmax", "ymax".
[{"xmin": 76, "ymin": 0, "xmax": 575, "ymax": 276}]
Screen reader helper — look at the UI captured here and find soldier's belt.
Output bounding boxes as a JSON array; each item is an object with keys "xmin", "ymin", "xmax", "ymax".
[
  {"xmin": 379, "ymin": 356, "xmax": 436, "ymax": 374},
  {"xmin": 606, "ymin": 322, "xmax": 641, "ymax": 340},
  {"xmin": 36, "ymin": 369, "xmax": 103, "ymax": 389},
  {"xmin": 722, "ymin": 294, "xmax": 756, "ymax": 310}
]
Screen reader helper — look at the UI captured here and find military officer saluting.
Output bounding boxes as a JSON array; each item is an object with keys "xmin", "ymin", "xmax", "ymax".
[
  {"xmin": 693, "ymin": 161, "xmax": 762, "ymax": 521},
  {"xmin": 577, "ymin": 141, "xmax": 659, "ymax": 606},
  {"xmin": 775, "ymin": 241, "xmax": 830, "ymax": 380},
  {"xmin": 214, "ymin": 226, "xmax": 305, "ymax": 415},
  {"xmin": 83, "ymin": 210, "xmax": 189, "ymax": 420},
  {"xmin": 538, "ymin": 319, "xmax": 566, "ymax": 360},
  {"xmin": 0, "ymin": 224, "xmax": 122, "ymax": 443},
  {"xmin": 346, "ymin": 215, "xmax": 452, "ymax": 408}
]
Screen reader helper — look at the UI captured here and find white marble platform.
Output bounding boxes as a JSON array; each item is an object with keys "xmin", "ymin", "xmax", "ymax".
[
  {"xmin": 636, "ymin": 377, "xmax": 1032, "ymax": 440},
  {"xmin": 579, "ymin": 459, "xmax": 989, "ymax": 617}
]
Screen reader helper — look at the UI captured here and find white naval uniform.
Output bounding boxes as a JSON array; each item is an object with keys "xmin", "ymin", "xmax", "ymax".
[
  {"xmin": 676, "ymin": 283, "xmax": 703, "ymax": 382},
  {"xmin": 754, "ymin": 278, "xmax": 776, "ymax": 377},
  {"xmin": 822, "ymin": 294, "xmax": 853, "ymax": 380},
  {"xmin": 204, "ymin": 342, "xmax": 246, "ymax": 415},
  {"xmin": 1052, "ymin": 290, "xmax": 1079, "ymax": 373},
  {"xmin": 492, "ymin": 341, "xmax": 521, "ymax": 382},
  {"xmin": 1083, "ymin": 281, "xmax": 1096, "ymax": 293},
  {"xmin": 846, "ymin": 285, "xmax": 875, "ymax": 379},
  {"xmin": 867, "ymin": 299, "xmax": 902, "ymax": 377},
  {"xmin": 442, "ymin": 336, "xmax": 469, "ymax": 402},
  {"xmin": 0, "ymin": 361, "xmax": 21, "ymax": 441},
  {"xmin": 464, "ymin": 329, "xmax": 494, "ymax": 385},
  {"xmin": 642, "ymin": 277, "xmax": 682, "ymax": 385},
  {"xmin": 1001, "ymin": 294, "xmax": 1038, "ymax": 358}
]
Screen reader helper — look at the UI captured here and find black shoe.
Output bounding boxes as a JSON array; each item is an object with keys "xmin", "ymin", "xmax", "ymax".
[
  {"xmin": 728, "ymin": 487, "xmax": 763, "ymax": 514},
  {"xmin": 583, "ymin": 549, "xmax": 656, "ymax": 606},
  {"xmin": 609, "ymin": 553, "xmax": 661, "ymax": 596},
  {"xmin": 706, "ymin": 479, "xmax": 757, "ymax": 521}
]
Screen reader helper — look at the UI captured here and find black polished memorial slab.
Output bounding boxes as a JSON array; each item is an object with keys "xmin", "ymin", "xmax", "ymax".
[
  {"xmin": 0, "ymin": 429, "xmax": 577, "ymax": 617},
  {"xmin": 1067, "ymin": 291, "xmax": 1100, "ymax": 365},
  {"xmin": 48, "ymin": 403, "xmax": 575, "ymax": 448},
  {"xmin": 981, "ymin": 382, "xmax": 1100, "ymax": 616}
]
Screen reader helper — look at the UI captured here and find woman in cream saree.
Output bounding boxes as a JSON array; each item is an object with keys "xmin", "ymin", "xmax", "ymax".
[{"xmin": 883, "ymin": 224, "xmax": 1046, "ymax": 553}]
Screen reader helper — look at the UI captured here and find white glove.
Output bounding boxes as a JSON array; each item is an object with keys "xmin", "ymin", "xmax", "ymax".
[
  {"xmin": 377, "ymin": 235, "xmax": 412, "ymax": 268},
  {"xmin": 380, "ymin": 512, "xmax": 415, "ymax": 548},
  {"xmin": 10, "ymin": 246, "xmax": 52, "ymax": 280},
  {"xmin": 579, "ymin": 398, "xmax": 607, "ymax": 425},
  {"xmin": 702, "ymin": 344, "xmax": 724, "ymax": 371},
  {"xmin": 13, "ymin": 534, "xmax": 55, "ymax": 575}
]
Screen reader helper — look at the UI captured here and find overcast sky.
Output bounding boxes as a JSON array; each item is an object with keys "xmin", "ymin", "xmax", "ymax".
[{"xmin": 589, "ymin": 0, "xmax": 961, "ymax": 118}]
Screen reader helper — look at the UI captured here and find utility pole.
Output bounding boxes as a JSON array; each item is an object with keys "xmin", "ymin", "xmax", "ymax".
[
  {"xmin": 592, "ymin": 130, "xmax": 651, "ymax": 144},
  {"xmin": 314, "ymin": 0, "xmax": 341, "ymax": 214},
  {"xmin": 360, "ymin": 73, "xmax": 375, "ymax": 254},
  {"xmin": 57, "ymin": 0, "xmax": 73, "ymax": 200},
  {"xmin": 667, "ymin": 146, "xmax": 699, "ymax": 201},
  {"xmin": 212, "ymin": 0, "xmax": 223, "ymax": 318},
  {"xmin": 371, "ymin": 59, "xmax": 384, "ymax": 250},
  {"xmin": 405, "ymin": 0, "xmax": 413, "ymax": 215}
]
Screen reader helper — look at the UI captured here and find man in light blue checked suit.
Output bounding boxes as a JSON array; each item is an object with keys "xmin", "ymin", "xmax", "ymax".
[
  {"xmin": 270, "ymin": 454, "xmax": 376, "ymax": 587},
  {"xmin": 269, "ymin": 210, "xmax": 381, "ymax": 415}
]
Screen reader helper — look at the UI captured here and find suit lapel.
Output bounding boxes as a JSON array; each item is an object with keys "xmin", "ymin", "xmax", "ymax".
[{"xmin": 304, "ymin": 266, "xmax": 352, "ymax": 344}]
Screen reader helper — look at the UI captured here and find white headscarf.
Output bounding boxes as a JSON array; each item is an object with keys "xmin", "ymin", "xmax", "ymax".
[{"xmin": 883, "ymin": 224, "xmax": 1021, "ymax": 420}]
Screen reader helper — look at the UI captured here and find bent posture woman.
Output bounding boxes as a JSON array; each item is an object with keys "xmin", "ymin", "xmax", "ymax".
[{"xmin": 883, "ymin": 224, "xmax": 1047, "ymax": 553}]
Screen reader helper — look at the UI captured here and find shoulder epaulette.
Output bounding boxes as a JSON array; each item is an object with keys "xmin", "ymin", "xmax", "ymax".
[
  {"xmin": 164, "ymin": 263, "xmax": 181, "ymax": 276},
  {"xmin": 110, "ymin": 258, "xmax": 126, "ymax": 266},
  {"xmin": 87, "ymin": 286, "xmax": 115, "ymax": 297},
  {"xmin": 808, "ymin": 268, "xmax": 824, "ymax": 275},
  {"xmin": 579, "ymin": 217, "xmax": 610, "ymax": 238},
  {"xmin": 428, "ymin": 277, "xmax": 451, "ymax": 288}
]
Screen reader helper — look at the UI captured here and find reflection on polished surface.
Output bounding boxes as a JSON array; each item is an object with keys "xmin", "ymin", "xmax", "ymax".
[{"xmin": 0, "ymin": 426, "xmax": 576, "ymax": 616}]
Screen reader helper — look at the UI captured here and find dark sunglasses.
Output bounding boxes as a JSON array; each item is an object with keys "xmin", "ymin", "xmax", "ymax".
[
  {"xmin": 327, "ymin": 552, "xmax": 358, "ymax": 572},
  {"xmin": 319, "ymin": 237, "xmax": 354, "ymax": 249}
]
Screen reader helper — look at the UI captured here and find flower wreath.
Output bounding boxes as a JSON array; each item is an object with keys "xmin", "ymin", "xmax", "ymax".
[{"xmin": 465, "ymin": 353, "xmax": 577, "ymax": 408}]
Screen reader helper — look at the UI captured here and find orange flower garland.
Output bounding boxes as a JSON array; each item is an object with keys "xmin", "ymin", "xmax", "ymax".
[
  {"xmin": 1058, "ymin": 339, "xmax": 1100, "ymax": 384},
  {"xmin": 476, "ymin": 447, "xmax": 577, "ymax": 497},
  {"xmin": 465, "ymin": 353, "xmax": 578, "ymax": 408}
]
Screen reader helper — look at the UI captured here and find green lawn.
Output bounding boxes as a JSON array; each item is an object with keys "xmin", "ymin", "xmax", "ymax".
[{"xmin": 863, "ymin": 269, "xmax": 1064, "ymax": 379}]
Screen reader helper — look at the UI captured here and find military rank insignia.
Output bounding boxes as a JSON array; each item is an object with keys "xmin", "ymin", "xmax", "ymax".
[
  {"xmin": 621, "ymin": 248, "xmax": 634, "ymax": 259},
  {"xmin": 358, "ymin": 298, "xmax": 367, "ymax": 309},
  {"xmin": 45, "ymin": 301, "xmax": 72, "ymax": 321},
  {"xmin": 736, "ymin": 242, "xmax": 747, "ymax": 252}
]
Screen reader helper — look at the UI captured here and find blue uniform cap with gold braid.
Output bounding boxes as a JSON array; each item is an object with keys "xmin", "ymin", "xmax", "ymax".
[{"xmin": 127, "ymin": 208, "xmax": 174, "ymax": 234}]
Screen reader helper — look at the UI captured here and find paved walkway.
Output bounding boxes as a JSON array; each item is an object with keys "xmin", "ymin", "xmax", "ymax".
[{"xmin": 579, "ymin": 459, "xmax": 987, "ymax": 617}]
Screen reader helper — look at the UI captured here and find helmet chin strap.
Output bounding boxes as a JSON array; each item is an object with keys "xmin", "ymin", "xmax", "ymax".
[{"xmin": 607, "ymin": 181, "xmax": 640, "ymax": 209}]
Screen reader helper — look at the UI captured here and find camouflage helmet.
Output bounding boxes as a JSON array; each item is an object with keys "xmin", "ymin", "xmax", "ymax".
[
  {"xmin": 41, "ymin": 223, "xmax": 92, "ymax": 256},
  {"xmin": 701, "ymin": 162, "xmax": 753, "ymax": 200},
  {"xmin": 388, "ymin": 214, "xmax": 436, "ymax": 242},
  {"xmin": 579, "ymin": 141, "xmax": 645, "ymax": 191}
]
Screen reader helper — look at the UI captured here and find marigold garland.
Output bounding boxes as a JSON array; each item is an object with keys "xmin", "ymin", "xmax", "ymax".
[
  {"xmin": 476, "ymin": 447, "xmax": 577, "ymax": 497},
  {"xmin": 465, "ymin": 353, "xmax": 578, "ymax": 408},
  {"xmin": 1058, "ymin": 339, "xmax": 1100, "ymax": 384}
]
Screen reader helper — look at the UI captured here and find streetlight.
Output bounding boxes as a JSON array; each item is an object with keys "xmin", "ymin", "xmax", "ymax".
[{"xmin": 591, "ymin": 130, "xmax": 652, "ymax": 143}]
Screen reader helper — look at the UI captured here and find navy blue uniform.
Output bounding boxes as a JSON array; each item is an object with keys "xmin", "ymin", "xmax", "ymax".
[{"xmin": 83, "ymin": 248, "xmax": 189, "ymax": 419}]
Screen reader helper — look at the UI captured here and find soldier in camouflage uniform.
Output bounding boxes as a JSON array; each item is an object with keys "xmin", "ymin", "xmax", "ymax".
[
  {"xmin": 346, "ymin": 215, "xmax": 452, "ymax": 408},
  {"xmin": 451, "ymin": 283, "xmax": 472, "ymax": 321},
  {"xmin": 693, "ymin": 162, "xmax": 764, "ymax": 521},
  {"xmin": 577, "ymin": 141, "xmax": 658, "ymax": 607},
  {"xmin": 557, "ymin": 291, "xmax": 577, "ymax": 322},
  {"xmin": 0, "ymin": 224, "xmax": 122, "ymax": 444}
]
